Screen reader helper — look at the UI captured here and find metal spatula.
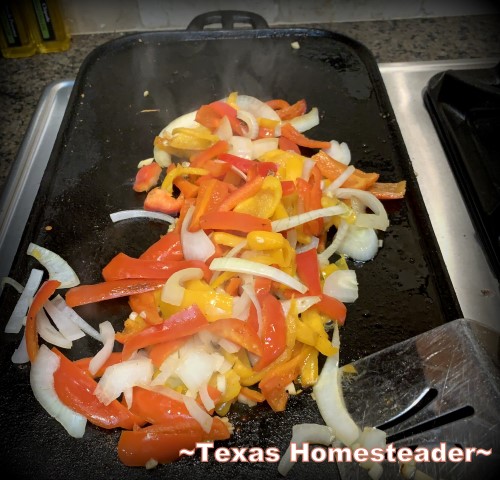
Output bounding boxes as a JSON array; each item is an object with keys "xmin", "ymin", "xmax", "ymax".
[{"xmin": 338, "ymin": 318, "xmax": 500, "ymax": 479}]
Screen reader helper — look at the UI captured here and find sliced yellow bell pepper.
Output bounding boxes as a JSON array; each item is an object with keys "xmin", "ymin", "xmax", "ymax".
[
  {"xmin": 161, "ymin": 166, "xmax": 208, "ymax": 194},
  {"xmin": 300, "ymin": 349, "xmax": 319, "ymax": 387},
  {"xmin": 246, "ymin": 231, "xmax": 285, "ymax": 251},
  {"xmin": 258, "ymin": 149, "xmax": 304, "ymax": 182},
  {"xmin": 234, "ymin": 175, "xmax": 282, "ymax": 219}
]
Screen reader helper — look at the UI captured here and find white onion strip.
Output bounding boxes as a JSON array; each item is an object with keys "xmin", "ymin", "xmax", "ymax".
[
  {"xmin": 181, "ymin": 206, "xmax": 215, "ymax": 262},
  {"xmin": 199, "ymin": 383, "xmax": 216, "ymax": 412},
  {"xmin": 317, "ymin": 218, "xmax": 350, "ymax": 265},
  {"xmin": 30, "ymin": 345, "xmax": 87, "ymax": 438},
  {"xmin": 237, "ymin": 109, "xmax": 259, "ymax": 139},
  {"xmin": 313, "ymin": 324, "xmax": 361, "ymax": 446},
  {"xmin": 287, "ymin": 107, "xmax": 320, "ymax": 133},
  {"xmin": 11, "ymin": 329, "xmax": 29, "ymax": 364},
  {"xmin": 44, "ymin": 298, "xmax": 85, "ymax": 341},
  {"xmin": 210, "ymin": 257, "xmax": 307, "ymax": 294},
  {"xmin": 323, "ymin": 165, "xmax": 356, "ymax": 196},
  {"xmin": 110, "ymin": 210, "xmax": 175, "ymax": 224},
  {"xmin": 36, "ymin": 309, "xmax": 72, "ymax": 349},
  {"xmin": 52, "ymin": 296, "xmax": 102, "ymax": 342},
  {"xmin": 182, "ymin": 395, "xmax": 213, "ymax": 433},
  {"xmin": 278, "ymin": 423, "xmax": 334, "ymax": 476},
  {"xmin": 89, "ymin": 321, "xmax": 115, "ymax": 375},
  {"xmin": 336, "ymin": 188, "xmax": 389, "ymax": 231},
  {"xmin": 272, "ymin": 204, "xmax": 347, "ymax": 232},
  {"xmin": 27, "ymin": 243, "xmax": 80, "ymax": 288},
  {"xmin": 4, "ymin": 268, "xmax": 44, "ymax": 333},
  {"xmin": 161, "ymin": 267, "xmax": 204, "ymax": 306},
  {"xmin": 0, "ymin": 276, "xmax": 24, "ymax": 294}
]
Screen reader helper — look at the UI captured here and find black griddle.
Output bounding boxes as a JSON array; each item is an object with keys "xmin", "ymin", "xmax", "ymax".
[
  {"xmin": 0, "ymin": 11, "xmax": 461, "ymax": 480},
  {"xmin": 424, "ymin": 62, "xmax": 500, "ymax": 280}
]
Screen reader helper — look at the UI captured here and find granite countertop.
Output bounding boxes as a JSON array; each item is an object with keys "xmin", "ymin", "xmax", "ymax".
[{"xmin": 0, "ymin": 14, "xmax": 499, "ymax": 199}]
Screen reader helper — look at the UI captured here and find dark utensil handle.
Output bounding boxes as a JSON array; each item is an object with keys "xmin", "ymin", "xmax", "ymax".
[{"xmin": 187, "ymin": 10, "xmax": 269, "ymax": 31}]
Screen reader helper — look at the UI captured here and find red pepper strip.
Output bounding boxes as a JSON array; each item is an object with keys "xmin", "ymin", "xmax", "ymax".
[
  {"xmin": 25, "ymin": 279, "xmax": 60, "ymax": 362},
  {"xmin": 281, "ymin": 123, "xmax": 331, "ymax": 150},
  {"xmin": 259, "ymin": 345, "xmax": 312, "ymax": 412},
  {"xmin": 199, "ymin": 211, "xmax": 272, "ymax": 233},
  {"xmin": 133, "ymin": 162, "xmax": 162, "ymax": 192},
  {"xmin": 281, "ymin": 180, "xmax": 296, "ymax": 196},
  {"xmin": 140, "ymin": 231, "xmax": 183, "ymax": 262},
  {"xmin": 65, "ymin": 278, "xmax": 166, "ymax": 308},
  {"xmin": 205, "ymin": 318, "xmax": 264, "ymax": 356},
  {"xmin": 148, "ymin": 337, "xmax": 188, "ymax": 367},
  {"xmin": 118, "ymin": 421, "xmax": 230, "ymax": 467},
  {"xmin": 218, "ymin": 153, "xmax": 278, "ymax": 176},
  {"xmin": 190, "ymin": 139, "xmax": 229, "ymax": 166},
  {"xmin": 217, "ymin": 175, "xmax": 265, "ymax": 212},
  {"xmin": 130, "ymin": 387, "xmax": 225, "ymax": 424},
  {"xmin": 194, "ymin": 160, "xmax": 232, "ymax": 181},
  {"xmin": 313, "ymin": 150, "xmax": 379, "ymax": 190},
  {"xmin": 173, "ymin": 176, "xmax": 199, "ymax": 199},
  {"xmin": 275, "ymin": 99, "xmax": 307, "ymax": 120},
  {"xmin": 73, "ymin": 352, "xmax": 123, "ymax": 378},
  {"xmin": 315, "ymin": 294, "xmax": 347, "ymax": 325},
  {"xmin": 195, "ymin": 104, "xmax": 223, "ymax": 130},
  {"xmin": 295, "ymin": 248, "xmax": 322, "ymax": 296},
  {"xmin": 253, "ymin": 294, "xmax": 287, "ymax": 371},
  {"xmin": 144, "ymin": 187, "xmax": 184, "ymax": 214},
  {"xmin": 121, "ymin": 305, "xmax": 208, "ymax": 359},
  {"xmin": 278, "ymin": 136, "xmax": 301, "ymax": 154},
  {"xmin": 52, "ymin": 348, "xmax": 145, "ymax": 429},
  {"xmin": 189, "ymin": 178, "xmax": 230, "ymax": 232},
  {"xmin": 102, "ymin": 253, "xmax": 211, "ymax": 282},
  {"xmin": 128, "ymin": 291, "xmax": 163, "ymax": 325},
  {"xmin": 266, "ymin": 99, "xmax": 290, "ymax": 110},
  {"xmin": 368, "ymin": 181, "xmax": 407, "ymax": 200},
  {"xmin": 209, "ymin": 100, "xmax": 244, "ymax": 136}
]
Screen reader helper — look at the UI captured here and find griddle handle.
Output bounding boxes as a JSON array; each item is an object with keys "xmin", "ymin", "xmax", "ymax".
[{"xmin": 187, "ymin": 10, "xmax": 269, "ymax": 31}]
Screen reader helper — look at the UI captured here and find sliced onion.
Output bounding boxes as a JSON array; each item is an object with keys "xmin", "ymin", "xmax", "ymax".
[
  {"xmin": 36, "ymin": 309, "xmax": 72, "ymax": 349},
  {"xmin": 210, "ymin": 257, "xmax": 307, "ymax": 294},
  {"xmin": 322, "ymin": 140, "xmax": 351, "ymax": 165},
  {"xmin": 295, "ymin": 236, "xmax": 319, "ymax": 254},
  {"xmin": 336, "ymin": 188, "xmax": 389, "ymax": 231},
  {"xmin": 44, "ymin": 298, "xmax": 85, "ymax": 341},
  {"xmin": 287, "ymin": 107, "xmax": 320, "ymax": 133},
  {"xmin": 337, "ymin": 225, "xmax": 379, "ymax": 262},
  {"xmin": 323, "ymin": 165, "xmax": 356, "ymax": 196},
  {"xmin": 237, "ymin": 109, "xmax": 259, "ymax": 139},
  {"xmin": 323, "ymin": 269, "xmax": 358, "ymax": 303},
  {"xmin": 272, "ymin": 204, "xmax": 347, "ymax": 232},
  {"xmin": 357, "ymin": 426, "xmax": 387, "ymax": 471},
  {"xmin": 11, "ymin": 329, "xmax": 29, "ymax": 364},
  {"xmin": 278, "ymin": 423, "xmax": 334, "ymax": 476},
  {"xmin": 137, "ymin": 157, "xmax": 154, "ymax": 168},
  {"xmin": 51, "ymin": 295, "xmax": 102, "ymax": 342},
  {"xmin": 175, "ymin": 347, "xmax": 221, "ymax": 393},
  {"xmin": 252, "ymin": 138, "xmax": 279, "ymax": 159},
  {"xmin": 89, "ymin": 321, "xmax": 115, "ymax": 376},
  {"xmin": 317, "ymin": 219, "xmax": 349, "ymax": 265},
  {"xmin": 301, "ymin": 157, "xmax": 316, "ymax": 181},
  {"xmin": 216, "ymin": 373, "xmax": 226, "ymax": 393},
  {"xmin": 218, "ymin": 338, "xmax": 240, "ymax": 354},
  {"xmin": 1, "ymin": 276, "xmax": 24, "ymax": 294},
  {"xmin": 181, "ymin": 205, "xmax": 215, "ymax": 262},
  {"xmin": 161, "ymin": 267, "xmax": 203, "ymax": 306},
  {"xmin": 27, "ymin": 243, "xmax": 79, "ymax": 288},
  {"xmin": 215, "ymin": 115, "xmax": 232, "ymax": 141},
  {"xmin": 160, "ymin": 110, "xmax": 199, "ymax": 136},
  {"xmin": 313, "ymin": 324, "xmax": 360, "ymax": 446},
  {"xmin": 153, "ymin": 146, "xmax": 172, "ymax": 168},
  {"xmin": 229, "ymin": 136, "xmax": 253, "ymax": 159},
  {"xmin": 232, "ymin": 290, "xmax": 251, "ymax": 321},
  {"xmin": 151, "ymin": 353, "xmax": 180, "ymax": 386},
  {"xmin": 110, "ymin": 209, "xmax": 175, "ymax": 224},
  {"xmin": 280, "ymin": 295, "xmax": 321, "ymax": 317},
  {"xmin": 4, "ymin": 268, "xmax": 44, "ymax": 333},
  {"xmin": 234, "ymin": 95, "xmax": 280, "ymax": 121},
  {"xmin": 94, "ymin": 357, "xmax": 153, "ymax": 406},
  {"xmin": 30, "ymin": 345, "xmax": 87, "ymax": 437},
  {"xmin": 182, "ymin": 395, "xmax": 213, "ymax": 433},
  {"xmin": 199, "ymin": 383, "xmax": 216, "ymax": 411}
]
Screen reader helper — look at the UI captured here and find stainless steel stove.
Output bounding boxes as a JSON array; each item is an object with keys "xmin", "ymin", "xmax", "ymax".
[{"xmin": 1, "ymin": 59, "xmax": 499, "ymax": 331}]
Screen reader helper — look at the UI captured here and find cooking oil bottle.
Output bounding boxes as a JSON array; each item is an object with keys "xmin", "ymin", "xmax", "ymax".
[{"xmin": 0, "ymin": 0, "xmax": 70, "ymax": 58}]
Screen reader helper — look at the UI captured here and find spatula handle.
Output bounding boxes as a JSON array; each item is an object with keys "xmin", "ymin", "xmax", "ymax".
[{"xmin": 187, "ymin": 10, "xmax": 269, "ymax": 31}]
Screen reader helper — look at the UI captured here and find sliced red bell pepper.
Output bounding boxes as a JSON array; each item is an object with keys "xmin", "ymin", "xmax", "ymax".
[
  {"xmin": 280, "ymin": 180, "xmax": 296, "ymax": 196},
  {"xmin": 65, "ymin": 278, "xmax": 166, "ymax": 308},
  {"xmin": 205, "ymin": 318, "xmax": 264, "ymax": 356},
  {"xmin": 133, "ymin": 162, "xmax": 162, "ymax": 192},
  {"xmin": 218, "ymin": 153, "xmax": 278, "ymax": 176},
  {"xmin": 315, "ymin": 293, "xmax": 347, "ymax": 325},
  {"xmin": 128, "ymin": 291, "xmax": 163, "ymax": 325},
  {"xmin": 118, "ymin": 420, "xmax": 230, "ymax": 467},
  {"xmin": 139, "ymin": 231, "xmax": 183, "ymax": 262},
  {"xmin": 199, "ymin": 211, "xmax": 272, "ymax": 233},
  {"xmin": 195, "ymin": 104, "xmax": 223, "ymax": 130},
  {"xmin": 253, "ymin": 294, "xmax": 287, "ymax": 371},
  {"xmin": 217, "ymin": 175, "xmax": 265, "ymax": 212},
  {"xmin": 25, "ymin": 279, "xmax": 60, "ymax": 362},
  {"xmin": 281, "ymin": 123, "xmax": 331, "ymax": 150},
  {"xmin": 189, "ymin": 178, "xmax": 230, "ymax": 231},
  {"xmin": 274, "ymin": 99, "xmax": 307, "ymax": 120},
  {"xmin": 208, "ymin": 100, "xmax": 243, "ymax": 136},
  {"xmin": 148, "ymin": 337, "xmax": 188, "ymax": 367},
  {"xmin": 144, "ymin": 187, "xmax": 184, "ymax": 214},
  {"xmin": 368, "ymin": 181, "xmax": 407, "ymax": 200},
  {"xmin": 266, "ymin": 99, "xmax": 290, "ymax": 110},
  {"xmin": 102, "ymin": 253, "xmax": 211, "ymax": 282},
  {"xmin": 52, "ymin": 348, "xmax": 144, "ymax": 429},
  {"xmin": 190, "ymin": 139, "xmax": 229, "ymax": 167},
  {"xmin": 121, "ymin": 305, "xmax": 208, "ymax": 358},
  {"xmin": 278, "ymin": 136, "xmax": 301, "ymax": 154},
  {"xmin": 295, "ymin": 248, "xmax": 322, "ymax": 296}
]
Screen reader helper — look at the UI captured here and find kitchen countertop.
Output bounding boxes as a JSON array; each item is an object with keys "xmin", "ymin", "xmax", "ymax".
[{"xmin": 0, "ymin": 14, "xmax": 499, "ymax": 198}]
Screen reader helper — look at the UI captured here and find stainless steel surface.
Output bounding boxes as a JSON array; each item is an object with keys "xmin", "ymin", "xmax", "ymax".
[
  {"xmin": 1, "ymin": 60, "xmax": 499, "ymax": 332},
  {"xmin": 0, "ymin": 80, "xmax": 73, "ymax": 280},
  {"xmin": 340, "ymin": 318, "xmax": 500, "ymax": 479},
  {"xmin": 379, "ymin": 59, "xmax": 500, "ymax": 333}
]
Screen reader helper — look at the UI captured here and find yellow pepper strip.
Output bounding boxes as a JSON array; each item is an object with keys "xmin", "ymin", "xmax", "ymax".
[
  {"xmin": 341, "ymin": 364, "xmax": 358, "ymax": 374},
  {"xmin": 301, "ymin": 309, "xmax": 338, "ymax": 356},
  {"xmin": 295, "ymin": 319, "xmax": 318, "ymax": 346},
  {"xmin": 215, "ymin": 401, "xmax": 233, "ymax": 416},
  {"xmin": 300, "ymin": 349, "xmax": 319, "ymax": 387},
  {"xmin": 234, "ymin": 175, "xmax": 282, "ymax": 219},
  {"xmin": 209, "ymin": 271, "xmax": 236, "ymax": 290},
  {"xmin": 220, "ymin": 369, "xmax": 241, "ymax": 403},
  {"xmin": 258, "ymin": 118, "xmax": 280, "ymax": 129},
  {"xmin": 161, "ymin": 166, "xmax": 208, "ymax": 194},
  {"xmin": 246, "ymin": 231, "xmax": 284, "ymax": 250},
  {"xmin": 118, "ymin": 313, "xmax": 147, "ymax": 338},
  {"xmin": 212, "ymin": 232, "xmax": 246, "ymax": 247},
  {"xmin": 285, "ymin": 298, "xmax": 298, "ymax": 350},
  {"xmin": 239, "ymin": 348, "xmax": 293, "ymax": 387},
  {"xmin": 182, "ymin": 288, "xmax": 233, "ymax": 322},
  {"xmin": 172, "ymin": 125, "xmax": 218, "ymax": 142},
  {"xmin": 227, "ymin": 91, "xmax": 238, "ymax": 109},
  {"xmin": 259, "ymin": 149, "xmax": 304, "ymax": 182},
  {"xmin": 271, "ymin": 201, "xmax": 289, "ymax": 221},
  {"xmin": 321, "ymin": 262, "xmax": 339, "ymax": 280},
  {"xmin": 296, "ymin": 230, "xmax": 312, "ymax": 245}
]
